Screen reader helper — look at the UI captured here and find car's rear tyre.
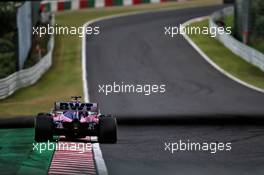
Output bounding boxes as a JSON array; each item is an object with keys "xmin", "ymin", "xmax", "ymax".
[
  {"xmin": 98, "ymin": 116, "xmax": 117, "ymax": 143},
  {"xmin": 35, "ymin": 113, "xmax": 53, "ymax": 142}
]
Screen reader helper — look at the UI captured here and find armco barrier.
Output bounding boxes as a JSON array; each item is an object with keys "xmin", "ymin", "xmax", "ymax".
[
  {"xmin": 0, "ymin": 34, "xmax": 54, "ymax": 100},
  {"xmin": 209, "ymin": 6, "xmax": 264, "ymax": 72}
]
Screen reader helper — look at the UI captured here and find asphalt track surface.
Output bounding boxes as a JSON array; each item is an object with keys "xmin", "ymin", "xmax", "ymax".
[{"xmin": 85, "ymin": 5, "xmax": 264, "ymax": 175}]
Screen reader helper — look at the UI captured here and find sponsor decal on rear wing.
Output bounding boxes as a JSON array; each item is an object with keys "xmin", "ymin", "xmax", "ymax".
[{"xmin": 55, "ymin": 102, "xmax": 98, "ymax": 111}]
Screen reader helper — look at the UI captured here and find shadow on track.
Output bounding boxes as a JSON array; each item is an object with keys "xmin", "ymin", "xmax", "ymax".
[
  {"xmin": 0, "ymin": 116, "xmax": 34, "ymax": 128},
  {"xmin": 1, "ymin": 114, "xmax": 264, "ymax": 128},
  {"xmin": 117, "ymin": 115, "xmax": 264, "ymax": 125}
]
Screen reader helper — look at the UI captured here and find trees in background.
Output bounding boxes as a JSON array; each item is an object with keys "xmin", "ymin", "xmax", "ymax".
[
  {"xmin": 0, "ymin": 2, "xmax": 20, "ymax": 37},
  {"xmin": 251, "ymin": 0, "xmax": 264, "ymax": 39},
  {"xmin": 0, "ymin": 2, "xmax": 21, "ymax": 78},
  {"xmin": 234, "ymin": 0, "xmax": 264, "ymax": 44}
]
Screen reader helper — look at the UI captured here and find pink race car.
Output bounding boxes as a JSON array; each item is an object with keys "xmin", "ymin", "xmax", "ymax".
[{"xmin": 34, "ymin": 96, "xmax": 117, "ymax": 143}]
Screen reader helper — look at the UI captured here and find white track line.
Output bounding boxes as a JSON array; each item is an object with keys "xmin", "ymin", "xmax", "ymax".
[
  {"xmin": 92, "ymin": 143, "xmax": 108, "ymax": 175},
  {"xmin": 181, "ymin": 16, "xmax": 264, "ymax": 94},
  {"xmin": 82, "ymin": 22, "xmax": 89, "ymax": 103},
  {"xmin": 82, "ymin": 20, "xmax": 108, "ymax": 175}
]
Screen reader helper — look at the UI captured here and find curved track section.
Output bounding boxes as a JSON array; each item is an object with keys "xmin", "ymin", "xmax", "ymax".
[
  {"xmin": 85, "ymin": 5, "xmax": 264, "ymax": 175},
  {"xmin": 85, "ymin": 5, "xmax": 264, "ymax": 118}
]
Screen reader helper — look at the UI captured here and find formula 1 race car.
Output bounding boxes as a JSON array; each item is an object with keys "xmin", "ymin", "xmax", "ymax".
[{"xmin": 34, "ymin": 96, "xmax": 117, "ymax": 143}]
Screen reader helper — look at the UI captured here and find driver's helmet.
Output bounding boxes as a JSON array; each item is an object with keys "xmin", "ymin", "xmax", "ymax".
[
  {"xmin": 63, "ymin": 111, "xmax": 77, "ymax": 119},
  {"xmin": 89, "ymin": 106, "xmax": 98, "ymax": 115},
  {"xmin": 80, "ymin": 111, "xmax": 88, "ymax": 118},
  {"xmin": 88, "ymin": 111, "xmax": 97, "ymax": 115}
]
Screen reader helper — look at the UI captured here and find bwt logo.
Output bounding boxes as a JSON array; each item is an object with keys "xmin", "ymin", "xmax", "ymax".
[{"xmin": 59, "ymin": 102, "xmax": 94, "ymax": 110}]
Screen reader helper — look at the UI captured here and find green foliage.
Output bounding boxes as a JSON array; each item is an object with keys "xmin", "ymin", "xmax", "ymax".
[
  {"xmin": 251, "ymin": 0, "xmax": 264, "ymax": 37},
  {"xmin": 224, "ymin": 14, "xmax": 234, "ymax": 34},
  {"xmin": 0, "ymin": 39, "xmax": 14, "ymax": 53},
  {"xmin": 0, "ymin": 2, "xmax": 20, "ymax": 37},
  {"xmin": 0, "ymin": 2, "xmax": 19, "ymax": 78},
  {"xmin": 24, "ymin": 28, "xmax": 50, "ymax": 69},
  {"xmin": 0, "ymin": 52, "xmax": 16, "ymax": 78}
]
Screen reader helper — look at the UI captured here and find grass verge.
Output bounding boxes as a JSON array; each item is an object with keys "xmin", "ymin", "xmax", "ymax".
[
  {"xmin": 188, "ymin": 19, "xmax": 264, "ymax": 89},
  {"xmin": 250, "ymin": 39, "xmax": 264, "ymax": 54},
  {"xmin": 0, "ymin": 128, "xmax": 54, "ymax": 175},
  {"xmin": 0, "ymin": 0, "xmax": 221, "ymax": 117}
]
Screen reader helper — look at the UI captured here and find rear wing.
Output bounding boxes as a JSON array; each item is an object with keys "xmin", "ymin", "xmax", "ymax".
[{"xmin": 54, "ymin": 102, "xmax": 98, "ymax": 111}]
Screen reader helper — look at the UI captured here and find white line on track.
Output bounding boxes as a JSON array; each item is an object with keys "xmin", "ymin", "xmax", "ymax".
[
  {"xmin": 181, "ymin": 16, "xmax": 264, "ymax": 94},
  {"xmin": 82, "ymin": 20, "xmax": 108, "ymax": 175}
]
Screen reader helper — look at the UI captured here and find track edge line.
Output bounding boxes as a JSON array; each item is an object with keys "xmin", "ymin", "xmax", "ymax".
[{"xmin": 181, "ymin": 16, "xmax": 264, "ymax": 94}]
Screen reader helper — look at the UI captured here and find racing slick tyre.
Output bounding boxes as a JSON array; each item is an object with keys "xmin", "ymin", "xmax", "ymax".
[
  {"xmin": 35, "ymin": 113, "xmax": 53, "ymax": 142},
  {"xmin": 98, "ymin": 116, "xmax": 117, "ymax": 143}
]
